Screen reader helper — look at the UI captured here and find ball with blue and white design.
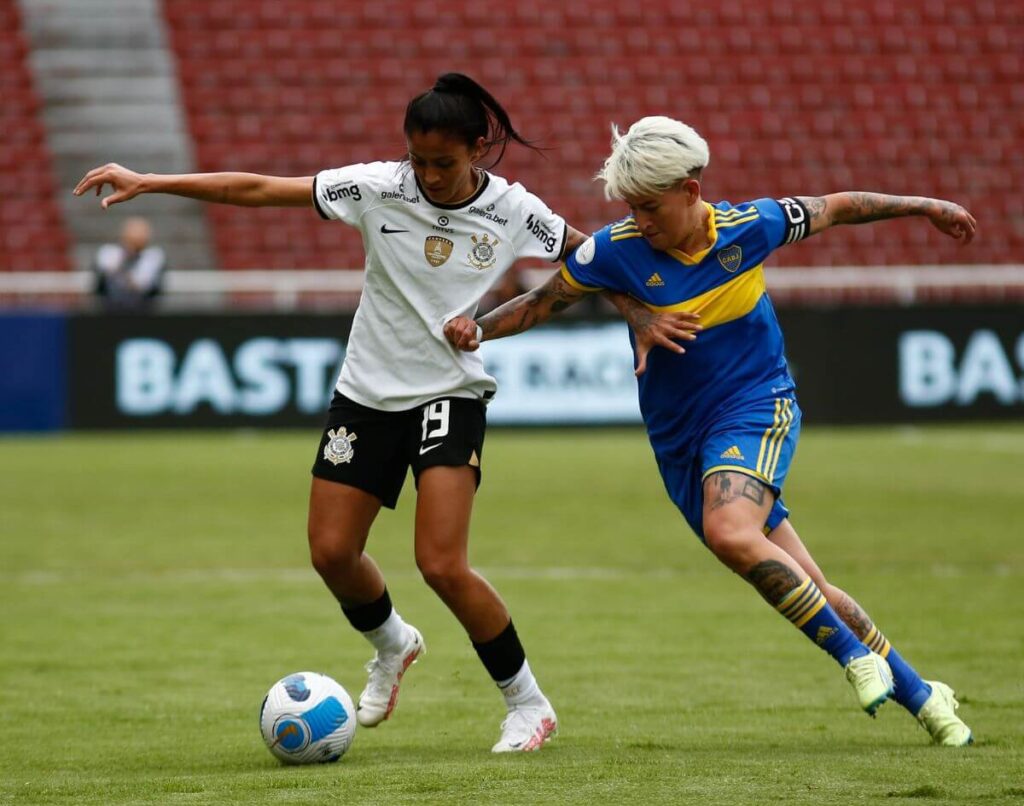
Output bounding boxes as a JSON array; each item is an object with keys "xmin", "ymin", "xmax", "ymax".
[{"xmin": 259, "ymin": 672, "xmax": 356, "ymax": 764}]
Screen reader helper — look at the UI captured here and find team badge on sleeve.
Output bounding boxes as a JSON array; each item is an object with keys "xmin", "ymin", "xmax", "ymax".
[
  {"xmin": 575, "ymin": 236, "xmax": 596, "ymax": 265},
  {"xmin": 424, "ymin": 236, "xmax": 454, "ymax": 267},
  {"xmin": 323, "ymin": 427, "xmax": 358, "ymax": 465},
  {"xmin": 467, "ymin": 234, "xmax": 499, "ymax": 269}
]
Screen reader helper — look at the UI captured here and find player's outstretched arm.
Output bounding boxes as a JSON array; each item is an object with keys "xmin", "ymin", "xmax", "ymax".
[
  {"xmin": 797, "ymin": 193, "xmax": 976, "ymax": 243},
  {"xmin": 73, "ymin": 163, "xmax": 313, "ymax": 209},
  {"xmin": 444, "ymin": 271, "xmax": 590, "ymax": 352},
  {"xmin": 604, "ymin": 292, "xmax": 702, "ymax": 377}
]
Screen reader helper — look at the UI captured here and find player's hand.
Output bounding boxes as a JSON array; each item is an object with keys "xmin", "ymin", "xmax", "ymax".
[
  {"xmin": 444, "ymin": 316, "xmax": 482, "ymax": 351},
  {"xmin": 73, "ymin": 163, "xmax": 146, "ymax": 209},
  {"xmin": 632, "ymin": 310, "xmax": 701, "ymax": 377},
  {"xmin": 928, "ymin": 201, "xmax": 977, "ymax": 244}
]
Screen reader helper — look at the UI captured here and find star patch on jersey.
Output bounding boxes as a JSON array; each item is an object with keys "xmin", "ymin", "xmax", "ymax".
[
  {"xmin": 467, "ymin": 233, "xmax": 499, "ymax": 269},
  {"xmin": 323, "ymin": 427, "xmax": 358, "ymax": 465},
  {"xmin": 425, "ymin": 236, "xmax": 454, "ymax": 267},
  {"xmin": 718, "ymin": 245, "xmax": 743, "ymax": 273}
]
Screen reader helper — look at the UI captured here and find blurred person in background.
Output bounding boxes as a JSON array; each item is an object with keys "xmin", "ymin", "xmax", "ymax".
[
  {"xmin": 92, "ymin": 216, "xmax": 166, "ymax": 311},
  {"xmin": 74, "ymin": 74, "xmax": 698, "ymax": 753},
  {"xmin": 446, "ymin": 115, "xmax": 976, "ymax": 747}
]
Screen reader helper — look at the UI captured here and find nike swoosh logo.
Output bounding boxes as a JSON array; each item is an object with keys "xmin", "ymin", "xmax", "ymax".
[
  {"xmin": 419, "ymin": 443, "xmax": 442, "ymax": 455},
  {"xmin": 380, "ymin": 225, "xmax": 409, "ymax": 234}
]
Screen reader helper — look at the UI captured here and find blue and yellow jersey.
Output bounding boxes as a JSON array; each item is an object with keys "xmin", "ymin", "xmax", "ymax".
[{"xmin": 562, "ymin": 197, "xmax": 811, "ymax": 463}]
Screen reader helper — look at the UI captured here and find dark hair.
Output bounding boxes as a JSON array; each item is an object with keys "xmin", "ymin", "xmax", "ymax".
[{"xmin": 404, "ymin": 73, "xmax": 538, "ymax": 167}]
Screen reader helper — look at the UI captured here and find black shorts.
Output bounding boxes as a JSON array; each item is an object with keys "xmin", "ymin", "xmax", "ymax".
[{"xmin": 311, "ymin": 392, "xmax": 486, "ymax": 509}]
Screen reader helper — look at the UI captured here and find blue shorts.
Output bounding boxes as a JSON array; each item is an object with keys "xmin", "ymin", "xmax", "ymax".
[{"xmin": 656, "ymin": 395, "xmax": 801, "ymax": 541}]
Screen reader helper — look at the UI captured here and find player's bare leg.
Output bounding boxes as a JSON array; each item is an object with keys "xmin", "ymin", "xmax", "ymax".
[
  {"xmin": 414, "ymin": 465, "xmax": 508, "ymax": 639},
  {"xmin": 415, "ymin": 465, "xmax": 556, "ymax": 752},
  {"xmin": 307, "ymin": 477, "xmax": 424, "ymax": 727},
  {"xmin": 307, "ymin": 477, "xmax": 385, "ymax": 604},
  {"xmin": 702, "ymin": 471, "xmax": 892, "ymax": 715},
  {"xmin": 767, "ymin": 518, "xmax": 972, "ymax": 744}
]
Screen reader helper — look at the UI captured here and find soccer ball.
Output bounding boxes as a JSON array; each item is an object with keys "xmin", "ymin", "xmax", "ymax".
[{"xmin": 259, "ymin": 672, "xmax": 356, "ymax": 764}]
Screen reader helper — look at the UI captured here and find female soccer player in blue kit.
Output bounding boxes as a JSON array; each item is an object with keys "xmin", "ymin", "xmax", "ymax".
[{"xmin": 445, "ymin": 116, "xmax": 976, "ymax": 746}]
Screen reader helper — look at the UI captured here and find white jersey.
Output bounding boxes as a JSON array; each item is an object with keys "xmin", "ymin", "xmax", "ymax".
[{"xmin": 313, "ymin": 161, "xmax": 566, "ymax": 411}]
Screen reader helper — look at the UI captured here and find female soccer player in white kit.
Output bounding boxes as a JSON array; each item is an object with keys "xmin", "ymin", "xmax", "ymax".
[{"xmin": 75, "ymin": 73, "xmax": 686, "ymax": 752}]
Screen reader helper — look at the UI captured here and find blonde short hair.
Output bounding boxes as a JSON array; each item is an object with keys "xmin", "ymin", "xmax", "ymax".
[{"xmin": 597, "ymin": 116, "xmax": 710, "ymax": 201}]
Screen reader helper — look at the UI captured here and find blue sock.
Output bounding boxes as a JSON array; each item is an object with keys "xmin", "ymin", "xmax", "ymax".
[
  {"xmin": 864, "ymin": 626, "xmax": 932, "ymax": 715},
  {"xmin": 776, "ymin": 579, "xmax": 869, "ymax": 666}
]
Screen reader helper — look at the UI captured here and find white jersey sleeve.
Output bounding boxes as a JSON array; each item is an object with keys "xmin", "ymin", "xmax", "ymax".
[
  {"xmin": 506, "ymin": 183, "xmax": 567, "ymax": 262},
  {"xmin": 312, "ymin": 162, "xmax": 391, "ymax": 227}
]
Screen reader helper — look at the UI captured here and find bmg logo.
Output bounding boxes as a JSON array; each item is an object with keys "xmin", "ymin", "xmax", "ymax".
[{"xmin": 325, "ymin": 183, "xmax": 362, "ymax": 203}]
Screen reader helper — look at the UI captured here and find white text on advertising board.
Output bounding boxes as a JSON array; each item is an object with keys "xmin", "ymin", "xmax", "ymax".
[{"xmin": 899, "ymin": 330, "xmax": 1024, "ymax": 407}]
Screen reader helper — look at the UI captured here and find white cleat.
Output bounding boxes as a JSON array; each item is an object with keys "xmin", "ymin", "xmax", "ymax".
[
  {"xmin": 917, "ymin": 680, "xmax": 973, "ymax": 747},
  {"xmin": 356, "ymin": 626, "xmax": 424, "ymax": 727},
  {"xmin": 491, "ymin": 700, "xmax": 558, "ymax": 753},
  {"xmin": 845, "ymin": 651, "xmax": 894, "ymax": 716}
]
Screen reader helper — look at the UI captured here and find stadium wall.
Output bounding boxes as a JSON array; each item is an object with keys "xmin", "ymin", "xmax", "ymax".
[{"xmin": 3, "ymin": 310, "xmax": 1022, "ymax": 431}]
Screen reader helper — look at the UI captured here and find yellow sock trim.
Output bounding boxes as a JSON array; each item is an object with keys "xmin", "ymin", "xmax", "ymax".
[
  {"xmin": 776, "ymin": 579, "xmax": 827, "ymax": 628},
  {"xmin": 864, "ymin": 626, "xmax": 891, "ymax": 657}
]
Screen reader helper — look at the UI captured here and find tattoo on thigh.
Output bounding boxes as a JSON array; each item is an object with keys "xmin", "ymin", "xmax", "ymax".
[
  {"xmin": 835, "ymin": 593, "xmax": 873, "ymax": 638},
  {"xmin": 707, "ymin": 472, "xmax": 768, "ymax": 511},
  {"xmin": 745, "ymin": 559, "xmax": 804, "ymax": 605},
  {"xmin": 741, "ymin": 479, "xmax": 766, "ymax": 505}
]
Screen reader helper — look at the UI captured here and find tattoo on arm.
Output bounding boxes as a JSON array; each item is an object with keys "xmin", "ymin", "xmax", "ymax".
[
  {"xmin": 797, "ymin": 196, "xmax": 828, "ymax": 233},
  {"xmin": 477, "ymin": 273, "xmax": 586, "ymax": 340},
  {"xmin": 605, "ymin": 291, "xmax": 654, "ymax": 330},
  {"xmin": 800, "ymin": 192, "xmax": 939, "ymax": 234},
  {"xmin": 561, "ymin": 226, "xmax": 588, "ymax": 257},
  {"xmin": 745, "ymin": 559, "xmax": 805, "ymax": 605}
]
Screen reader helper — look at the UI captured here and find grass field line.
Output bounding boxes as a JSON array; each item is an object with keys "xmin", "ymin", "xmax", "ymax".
[
  {"xmin": 894, "ymin": 427, "xmax": 1024, "ymax": 453},
  {"xmin": 3, "ymin": 562, "xmax": 1017, "ymax": 586}
]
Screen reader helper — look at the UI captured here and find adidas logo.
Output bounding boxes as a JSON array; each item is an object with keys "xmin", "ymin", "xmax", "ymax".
[
  {"xmin": 645, "ymin": 273, "xmax": 665, "ymax": 287},
  {"xmin": 816, "ymin": 626, "xmax": 837, "ymax": 645},
  {"xmin": 719, "ymin": 445, "xmax": 744, "ymax": 460}
]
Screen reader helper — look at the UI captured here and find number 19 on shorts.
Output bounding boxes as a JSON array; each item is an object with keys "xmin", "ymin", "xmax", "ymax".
[{"xmin": 421, "ymin": 400, "xmax": 450, "ymax": 443}]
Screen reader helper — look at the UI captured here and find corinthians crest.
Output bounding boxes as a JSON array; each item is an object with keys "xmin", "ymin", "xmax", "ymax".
[
  {"xmin": 467, "ymin": 233, "xmax": 499, "ymax": 269},
  {"xmin": 323, "ymin": 427, "xmax": 357, "ymax": 465},
  {"xmin": 424, "ymin": 236, "xmax": 454, "ymax": 267}
]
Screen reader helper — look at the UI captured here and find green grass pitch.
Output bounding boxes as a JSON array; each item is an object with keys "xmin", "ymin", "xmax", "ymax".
[{"xmin": 2, "ymin": 425, "xmax": 1022, "ymax": 805}]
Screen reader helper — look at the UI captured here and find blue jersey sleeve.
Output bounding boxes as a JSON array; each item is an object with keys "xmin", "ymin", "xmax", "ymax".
[{"xmin": 561, "ymin": 228, "xmax": 616, "ymax": 292}]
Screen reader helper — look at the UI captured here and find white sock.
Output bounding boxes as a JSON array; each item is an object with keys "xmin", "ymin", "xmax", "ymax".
[
  {"xmin": 361, "ymin": 609, "xmax": 408, "ymax": 654},
  {"xmin": 497, "ymin": 659, "xmax": 545, "ymax": 709}
]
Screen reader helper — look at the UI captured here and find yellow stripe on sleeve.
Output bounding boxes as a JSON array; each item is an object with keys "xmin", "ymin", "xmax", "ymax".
[
  {"xmin": 715, "ymin": 214, "xmax": 760, "ymax": 229},
  {"xmin": 559, "ymin": 263, "xmax": 604, "ymax": 292},
  {"xmin": 714, "ymin": 206, "xmax": 757, "ymax": 220}
]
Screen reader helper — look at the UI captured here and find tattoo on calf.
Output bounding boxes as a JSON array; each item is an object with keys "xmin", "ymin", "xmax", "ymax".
[
  {"xmin": 835, "ymin": 593, "xmax": 873, "ymax": 638},
  {"xmin": 746, "ymin": 559, "xmax": 804, "ymax": 605}
]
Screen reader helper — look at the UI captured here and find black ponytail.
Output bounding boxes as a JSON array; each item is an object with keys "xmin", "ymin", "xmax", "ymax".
[{"xmin": 404, "ymin": 73, "xmax": 539, "ymax": 167}]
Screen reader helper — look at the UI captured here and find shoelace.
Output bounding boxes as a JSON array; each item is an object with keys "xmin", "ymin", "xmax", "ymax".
[
  {"xmin": 499, "ymin": 708, "xmax": 539, "ymax": 740},
  {"xmin": 848, "ymin": 656, "xmax": 881, "ymax": 686},
  {"xmin": 363, "ymin": 654, "xmax": 402, "ymax": 697}
]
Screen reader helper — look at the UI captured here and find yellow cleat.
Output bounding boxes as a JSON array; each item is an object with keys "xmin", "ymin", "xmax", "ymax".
[
  {"xmin": 844, "ymin": 651, "xmax": 894, "ymax": 716},
  {"xmin": 917, "ymin": 681, "xmax": 973, "ymax": 746}
]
